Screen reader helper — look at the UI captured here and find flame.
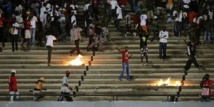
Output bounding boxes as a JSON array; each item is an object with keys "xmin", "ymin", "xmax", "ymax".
[
  {"xmin": 69, "ymin": 54, "xmax": 83, "ymax": 66},
  {"xmin": 165, "ymin": 77, "xmax": 171, "ymax": 85},
  {"xmin": 175, "ymin": 81, "xmax": 181, "ymax": 86},
  {"xmin": 157, "ymin": 79, "xmax": 163, "ymax": 86}
]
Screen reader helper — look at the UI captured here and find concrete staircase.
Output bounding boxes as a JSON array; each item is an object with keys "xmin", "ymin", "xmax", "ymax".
[{"xmin": 0, "ymin": 1, "xmax": 214, "ymax": 102}]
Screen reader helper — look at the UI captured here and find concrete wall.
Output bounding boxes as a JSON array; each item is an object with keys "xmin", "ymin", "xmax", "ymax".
[{"xmin": 0, "ymin": 101, "xmax": 213, "ymax": 107}]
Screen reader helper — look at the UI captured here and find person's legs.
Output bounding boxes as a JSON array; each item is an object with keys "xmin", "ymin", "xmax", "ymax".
[
  {"xmin": 191, "ymin": 56, "xmax": 199, "ymax": 68},
  {"xmin": 126, "ymin": 63, "xmax": 130, "ymax": 80},
  {"xmin": 119, "ymin": 62, "xmax": 126, "ymax": 80},
  {"xmin": 204, "ymin": 31, "xmax": 207, "ymax": 44},
  {"xmin": 47, "ymin": 46, "xmax": 52, "ymax": 65},
  {"xmin": 57, "ymin": 92, "xmax": 64, "ymax": 101},
  {"xmin": 75, "ymin": 39, "xmax": 80, "ymax": 55},
  {"xmin": 163, "ymin": 43, "xmax": 167, "ymax": 59},
  {"xmin": 30, "ymin": 28, "xmax": 36, "ymax": 46},
  {"xmin": 184, "ymin": 58, "xmax": 192, "ymax": 71},
  {"xmin": 11, "ymin": 35, "xmax": 15, "ymax": 52},
  {"xmin": 64, "ymin": 93, "xmax": 73, "ymax": 101},
  {"xmin": 15, "ymin": 35, "xmax": 18, "ymax": 50},
  {"xmin": 159, "ymin": 43, "xmax": 163, "ymax": 59},
  {"xmin": 207, "ymin": 31, "xmax": 211, "ymax": 44}
]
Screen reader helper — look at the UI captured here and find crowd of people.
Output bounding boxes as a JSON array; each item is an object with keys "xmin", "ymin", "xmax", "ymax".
[{"xmin": 1, "ymin": 0, "xmax": 213, "ymax": 102}]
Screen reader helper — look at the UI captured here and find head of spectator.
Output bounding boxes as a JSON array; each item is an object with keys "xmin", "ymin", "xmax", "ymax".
[
  {"xmin": 125, "ymin": 46, "xmax": 128, "ymax": 52},
  {"xmin": 11, "ymin": 70, "xmax": 16, "ymax": 76},
  {"xmin": 66, "ymin": 70, "xmax": 70, "ymax": 77},
  {"xmin": 203, "ymin": 74, "xmax": 210, "ymax": 80},
  {"xmin": 162, "ymin": 26, "xmax": 166, "ymax": 32},
  {"xmin": 38, "ymin": 77, "xmax": 45, "ymax": 82}
]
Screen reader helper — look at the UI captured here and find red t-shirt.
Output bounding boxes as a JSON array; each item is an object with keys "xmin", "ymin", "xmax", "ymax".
[
  {"xmin": 0, "ymin": 17, "xmax": 5, "ymax": 27},
  {"xmin": 8, "ymin": 76, "xmax": 18, "ymax": 92},
  {"xmin": 118, "ymin": 0, "xmax": 127, "ymax": 5},
  {"xmin": 188, "ymin": 11, "xmax": 196, "ymax": 24},
  {"xmin": 201, "ymin": 79, "xmax": 212, "ymax": 96},
  {"xmin": 121, "ymin": 51, "xmax": 129, "ymax": 63},
  {"xmin": 24, "ymin": 20, "xmax": 31, "ymax": 30}
]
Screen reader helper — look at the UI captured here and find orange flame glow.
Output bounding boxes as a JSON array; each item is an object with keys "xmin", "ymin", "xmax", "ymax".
[{"xmin": 69, "ymin": 54, "xmax": 83, "ymax": 66}]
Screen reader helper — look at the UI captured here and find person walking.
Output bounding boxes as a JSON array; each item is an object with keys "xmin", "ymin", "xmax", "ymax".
[
  {"xmin": 8, "ymin": 70, "xmax": 19, "ymax": 102},
  {"xmin": 58, "ymin": 70, "xmax": 73, "ymax": 101},
  {"xmin": 203, "ymin": 16, "xmax": 212, "ymax": 45},
  {"xmin": 200, "ymin": 74, "xmax": 212, "ymax": 102},
  {"xmin": 33, "ymin": 77, "xmax": 46, "ymax": 101},
  {"xmin": 183, "ymin": 40, "xmax": 203, "ymax": 75},
  {"xmin": 69, "ymin": 26, "xmax": 83, "ymax": 55},
  {"xmin": 159, "ymin": 26, "xmax": 168, "ymax": 61},
  {"xmin": 10, "ymin": 18, "xmax": 19, "ymax": 52},
  {"xmin": 116, "ymin": 46, "xmax": 132, "ymax": 81},
  {"xmin": 46, "ymin": 34, "xmax": 56, "ymax": 66}
]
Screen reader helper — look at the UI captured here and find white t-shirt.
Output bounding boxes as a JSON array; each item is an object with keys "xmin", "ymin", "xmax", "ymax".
[
  {"xmin": 84, "ymin": 4, "xmax": 90, "ymax": 11},
  {"xmin": 159, "ymin": 30, "xmax": 169, "ymax": 43},
  {"xmin": 71, "ymin": 15, "xmax": 77, "ymax": 26},
  {"xmin": 30, "ymin": 16, "xmax": 38, "ymax": 28},
  {"xmin": 46, "ymin": 35, "xmax": 56, "ymax": 47},
  {"xmin": 16, "ymin": 15, "xmax": 23, "ymax": 28},
  {"xmin": 12, "ymin": 22, "xmax": 19, "ymax": 35},
  {"xmin": 208, "ymin": 10, "xmax": 213, "ymax": 20},
  {"xmin": 140, "ymin": 14, "xmax": 147, "ymax": 26},
  {"xmin": 110, "ymin": 0, "xmax": 118, "ymax": 9},
  {"xmin": 116, "ymin": 6, "xmax": 123, "ymax": 19},
  {"xmin": 60, "ymin": 76, "xmax": 70, "ymax": 93}
]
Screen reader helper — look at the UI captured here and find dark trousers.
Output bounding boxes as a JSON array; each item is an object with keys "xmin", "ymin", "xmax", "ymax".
[
  {"xmin": 21, "ymin": 38, "xmax": 30, "ymax": 47},
  {"xmin": 141, "ymin": 54, "xmax": 148, "ymax": 63},
  {"xmin": 195, "ymin": 28, "xmax": 201, "ymax": 45},
  {"xmin": 58, "ymin": 92, "xmax": 73, "ymax": 101},
  {"xmin": 11, "ymin": 35, "xmax": 18, "ymax": 52},
  {"xmin": 70, "ymin": 39, "xmax": 80, "ymax": 55},
  {"xmin": 114, "ymin": 19, "xmax": 121, "ymax": 32},
  {"xmin": 0, "ymin": 27, "xmax": 5, "ymax": 47},
  {"xmin": 184, "ymin": 55, "xmax": 199, "ymax": 71},
  {"xmin": 47, "ymin": 46, "xmax": 53, "ymax": 64},
  {"xmin": 159, "ymin": 42, "xmax": 167, "ymax": 59}
]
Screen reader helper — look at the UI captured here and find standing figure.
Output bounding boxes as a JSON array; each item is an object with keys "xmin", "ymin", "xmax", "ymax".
[
  {"xmin": 200, "ymin": 74, "xmax": 212, "ymax": 102},
  {"xmin": 8, "ymin": 70, "xmax": 19, "ymax": 102},
  {"xmin": 58, "ymin": 70, "xmax": 73, "ymax": 101},
  {"xmin": 10, "ymin": 18, "xmax": 19, "ymax": 52},
  {"xmin": 159, "ymin": 26, "xmax": 168, "ymax": 60},
  {"xmin": 116, "ymin": 46, "xmax": 132, "ymax": 81},
  {"xmin": 46, "ymin": 34, "xmax": 56, "ymax": 66}
]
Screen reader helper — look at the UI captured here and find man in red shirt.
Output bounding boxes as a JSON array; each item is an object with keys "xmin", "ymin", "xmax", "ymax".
[
  {"xmin": 21, "ymin": 16, "xmax": 31, "ymax": 48},
  {"xmin": 116, "ymin": 46, "xmax": 132, "ymax": 81},
  {"xmin": 9, "ymin": 70, "xmax": 19, "ymax": 101},
  {"xmin": 200, "ymin": 74, "xmax": 212, "ymax": 102}
]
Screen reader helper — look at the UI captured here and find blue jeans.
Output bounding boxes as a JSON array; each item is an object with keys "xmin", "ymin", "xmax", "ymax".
[
  {"xmin": 204, "ymin": 31, "xmax": 211, "ymax": 44},
  {"xmin": 159, "ymin": 42, "xmax": 167, "ymax": 59},
  {"xmin": 30, "ymin": 28, "xmax": 36, "ymax": 45},
  {"xmin": 119, "ymin": 62, "xmax": 130, "ymax": 80}
]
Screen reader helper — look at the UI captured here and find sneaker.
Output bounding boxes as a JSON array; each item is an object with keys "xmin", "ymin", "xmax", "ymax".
[{"xmin": 118, "ymin": 78, "xmax": 122, "ymax": 81}]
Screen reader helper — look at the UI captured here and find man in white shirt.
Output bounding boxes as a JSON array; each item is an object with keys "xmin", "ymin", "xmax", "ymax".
[
  {"xmin": 11, "ymin": 18, "xmax": 19, "ymax": 52},
  {"xmin": 114, "ymin": 5, "xmax": 123, "ymax": 32},
  {"xmin": 140, "ymin": 13, "xmax": 148, "ymax": 34},
  {"xmin": 30, "ymin": 13, "xmax": 38, "ymax": 46},
  {"xmin": 40, "ymin": 3, "xmax": 47, "ymax": 28},
  {"xmin": 159, "ymin": 26, "xmax": 169, "ymax": 60},
  {"xmin": 46, "ymin": 34, "xmax": 56, "ymax": 66},
  {"xmin": 58, "ymin": 70, "xmax": 73, "ymax": 101},
  {"xmin": 71, "ymin": 12, "xmax": 77, "ymax": 27},
  {"xmin": 110, "ymin": 0, "xmax": 118, "ymax": 20}
]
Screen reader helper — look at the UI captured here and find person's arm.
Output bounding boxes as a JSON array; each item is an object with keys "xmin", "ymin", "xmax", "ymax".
[
  {"xmin": 164, "ymin": 32, "xmax": 169, "ymax": 39},
  {"xmin": 116, "ymin": 47, "xmax": 121, "ymax": 53},
  {"xmin": 8, "ymin": 77, "xmax": 14, "ymax": 91},
  {"xmin": 128, "ymin": 54, "xmax": 132, "ymax": 59}
]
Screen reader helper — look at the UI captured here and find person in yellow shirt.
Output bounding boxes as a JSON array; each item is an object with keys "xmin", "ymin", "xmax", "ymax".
[{"xmin": 33, "ymin": 77, "xmax": 46, "ymax": 101}]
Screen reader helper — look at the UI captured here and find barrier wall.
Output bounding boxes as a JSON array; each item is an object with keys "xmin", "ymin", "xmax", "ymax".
[{"xmin": 0, "ymin": 101, "xmax": 214, "ymax": 107}]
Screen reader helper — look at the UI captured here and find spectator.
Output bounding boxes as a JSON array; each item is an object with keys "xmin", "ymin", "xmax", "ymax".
[
  {"xmin": 200, "ymin": 74, "xmax": 212, "ymax": 102},
  {"xmin": 59, "ymin": 14, "xmax": 66, "ymax": 42},
  {"xmin": 124, "ymin": 12, "xmax": 132, "ymax": 37},
  {"xmin": 114, "ymin": 5, "xmax": 123, "ymax": 33},
  {"xmin": 159, "ymin": 26, "xmax": 168, "ymax": 61},
  {"xmin": 203, "ymin": 16, "xmax": 212, "ymax": 45},
  {"xmin": 46, "ymin": 33, "xmax": 56, "ymax": 66},
  {"xmin": 10, "ymin": 18, "xmax": 19, "ymax": 52},
  {"xmin": 139, "ymin": 30, "xmax": 148, "ymax": 66},
  {"xmin": 69, "ymin": 26, "xmax": 82, "ymax": 55},
  {"xmin": 140, "ymin": 12, "xmax": 148, "ymax": 34},
  {"xmin": 166, "ymin": 0, "xmax": 174, "ymax": 11},
  {"xmin": 151, "ymin": 16, "xmax": 159, "ymax": 42},
  {"xmin": 87, "ymin": 25, "xmax": 95, "ymax": 51},
  {"xmin": 15, "ymin": 11, "xmax": 24, "ymax": 41},
  {"xmin": 58, "ymin": 70, "xmax": 73, "ymax": 101},
  {"xmin": 33, "ymin": 77, "xmax": 47, "ymax": 101},
  {"xmin": 36, "ymin": 17, "xmax": 44, "ymax": 47},
  {"xmin": 9, "ymin": 70, "xmax": 19, "ymax": 102},
  {"xmin": 2, "ymin": 0, "xmax": 12, "ymax": 18},
  {"xmin": 116, "ymin": 46, "xmax": 132, "ymax": 81},
  {"xmin": 70, "ymin": 12, "xmax": 77, "ymax": 28},
  {"xmin": 21, "ymin": 16, "xmax": 31, "ymax": 48},
  {"xmin": 183, "ymin": 40, "xmax": 202, "ymax": 75},
  {"xmin": 29, "ymin": 13, "xmax": 38, "ymax": 47},
  {"xmin": 0, "ymin": 13, "xmax": 5, "ymax": 49},
  {"xmin": 110, "ymin": 0, "xmax": 118, "ymax": 21},
  {"xmin": 40, "ymin": 3, "xmax": 48, "ymax": 28}
]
